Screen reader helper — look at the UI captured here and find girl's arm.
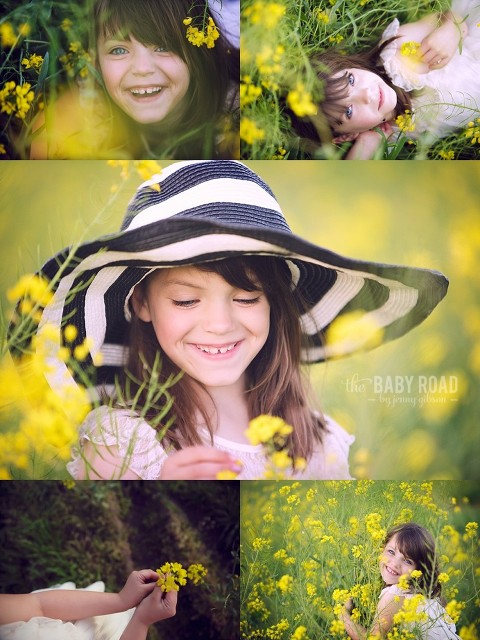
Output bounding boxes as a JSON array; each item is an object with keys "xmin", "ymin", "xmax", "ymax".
[
  {"xmin": 339, "ymin": 591, "xmax": 404, "ymax": 640},
  {"xmin": 0, "ymin": 570, "xmax": 158, "ymax": 624},
  {"xmin": 78, "ymin": 442, "xmax": 241, "ymax": 480},
  {"xmin": 120, "ymin": 587, "xmax": 177, "ymax": 640},
  {"xmin": 394, "ymin": 11, "xmax": 468, "ymax": 73}
]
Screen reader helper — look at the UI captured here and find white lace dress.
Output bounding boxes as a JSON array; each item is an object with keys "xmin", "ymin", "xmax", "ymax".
[
  {"xmin": 67, "ymin": 405, "xmax": 354, "ymax": 480},
  {"xmin": 380, "ymin": 585, "xmax": 461, "ymax": 640},
  {"xmin": 379, "ymin": 0, "xmax": 480, "ymax": 139},
  {"xmin": 0, "ymin": 582, "xmax": 133, "ymax": 640}
]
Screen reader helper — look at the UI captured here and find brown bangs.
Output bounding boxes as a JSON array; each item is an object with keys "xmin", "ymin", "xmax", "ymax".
[{"xmin": 94, "ymin": 0, "xmax": 184, "ymax": 56}]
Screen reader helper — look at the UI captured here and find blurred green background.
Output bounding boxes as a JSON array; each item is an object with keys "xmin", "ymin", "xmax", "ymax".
[{"xmin": 0, "ymin": 160, "xmax": 478, "ymax": 479}]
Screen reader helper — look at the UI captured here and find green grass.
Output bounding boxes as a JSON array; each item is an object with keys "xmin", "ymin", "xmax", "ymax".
[
  {"xmin": 240, "ymin": 0, "xmax": 479, "ymax": 159},
  {"xmin": 0, "ymin": 480, "xmax": 240, "ymax": 640}
]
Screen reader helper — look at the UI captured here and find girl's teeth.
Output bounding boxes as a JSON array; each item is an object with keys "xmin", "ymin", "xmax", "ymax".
[
  {"xmin": 198, "ymin": 343, "xmax": 236, "ymax": 354},
  {"xmin": 131, "ymin": 87, "xmax": 161, "ymax": 95}
]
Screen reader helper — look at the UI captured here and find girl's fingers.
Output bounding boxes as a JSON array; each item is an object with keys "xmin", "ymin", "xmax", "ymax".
[{"xmin": 160, "ymin": 446, "xmax": 242, "ymax": 479}]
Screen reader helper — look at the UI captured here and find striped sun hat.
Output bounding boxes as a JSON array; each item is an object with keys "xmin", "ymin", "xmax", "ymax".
[{"xmin": 16, "ymin": 160, "xmax": 448, "ymax": 398}]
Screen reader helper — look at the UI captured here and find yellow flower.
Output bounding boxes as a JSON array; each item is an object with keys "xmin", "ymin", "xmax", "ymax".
[
  {"xmin": 240, "ymin": 117, "xmax": 265, "ymax": 145},
  {"xmin": 438, "ymin": 149, "xmax": 455, "ymax": 160},
  {"xmin": 464, "ymin": 118, "xmax": 480, "ymax": 144},
  {"xmin": 396, "ymin": 109, "xmax": 416, "ymax": 133},
  {"xmin": 400, "ymin": 41, "xmax": 421, "ymax": 57},
  {"xmin": 315, "ymin": 9, "xmax": 329, "ymax": 24},
  {"xmin": 186, "ymin": 563, "xmax": 208, "ymax": 585},
  {"xmin": 438, "ymin": 572, "xmax": 450, "ymax": 584},
  {"xmin": 61, "ymin": 18, "xmax": 73, "ymax": 31},
  {"xmin": 0, "ymin": 81, "xmax": 35, "ymax": 120},
  {"xmin": 185, "ymin": 16, "xmax": 220, "ymax": 49},
  {"xmin": 464, "ymin": 522, "xmax": 478, "ymax": 539},
  {"xmin": 291, "ymin": 626, "xmax": 308, "ymax": 640},
  {"xmin": 7, "ymin": 274, "xmax": 53, "ymax": 307},
  {"xmin": 0, "ymin": 22, "xmax": 17, "ymax": 48},
  {"xmin": 245, "ymin": 415, "xmax": 292, "ymax": 445},
  {"xmin": 21, "ymin": 53, "xmax": 44, "ymax": 72},
  {"xmin": 277, "ymin": 574, "xmax": 293, "ymax": 593},
  {"xmin": 63, "ymin": 325, "xmax": 78, "ymax": 343},
  {"xmin": 252, "ymin": 537, "xmax": 271, "ymax": 551},
  {"xmin": 216, "ymin": 469, "xmax": 239, "ymax": 479},
  {"xmin": 325, "ymin": 311, "xmax": 384, "ymax": 356},
  {"xmin": 243, "ymin": 2, "xmax": 286, "ymax": 29},
  {"xmin": 156, "ymin": 562, "xmax": 188, "ymax": 592},
  {"xmin": 286, "ymin": 82, "xmax": 317, "ymax": 118}
]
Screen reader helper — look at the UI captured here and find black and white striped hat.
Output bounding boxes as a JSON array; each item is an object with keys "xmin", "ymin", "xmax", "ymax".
[{"xmin": 24, "ymin": 160, "xmax": 448, "ymax": 398}]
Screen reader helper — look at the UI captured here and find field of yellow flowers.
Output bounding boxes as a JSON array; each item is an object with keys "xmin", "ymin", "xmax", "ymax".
[
  {"xmin": 240, "ymin": 0, "xmax": 480, "ymax": 160},
  {"xmin": 0, "ymin": 160, "xmax": 478, "ymax": 479},
  {"xmin": 241, "ymin": 480, "xmax": 480, "ymax": 640}
]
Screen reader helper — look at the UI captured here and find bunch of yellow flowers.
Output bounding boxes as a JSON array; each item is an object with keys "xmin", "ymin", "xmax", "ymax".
[{"xmin": 156, "ymin": 562, "xmax": 208, "ymax": 592}]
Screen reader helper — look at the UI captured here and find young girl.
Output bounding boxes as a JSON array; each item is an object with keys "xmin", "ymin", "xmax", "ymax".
[
  {"xmin": 28, "ymin": 0, "xmax": 238, "ymax": 160},
  {"xmin": 340, "ymin": 523, "xmax": 461, "ymax": 639},
  {"xmin": 11, "ymin": 160, "xmax": 448, "ymax": 480},
  {"xmin": 292, "ymin": 0, "xmax": 480, "ymax": 159},
  {"xmin": 0, "ymin": 569, "xmax": 177, "ymax": 640}
]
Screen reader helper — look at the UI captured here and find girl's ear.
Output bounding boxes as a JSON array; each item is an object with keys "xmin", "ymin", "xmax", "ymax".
[
  {"xmin": 131, "ymin": 286, "xmax": 152, "ymax": 322},
  {"xmin": 332, "ymin": 132, "xmax": 359, "ymax": 143}
]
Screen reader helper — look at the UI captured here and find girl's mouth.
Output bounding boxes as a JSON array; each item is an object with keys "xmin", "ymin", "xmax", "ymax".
[
  {"xmin": 129, "ymin": 86, "xmax": 163, "ymax": 97},
  {"xmin": 378, "ymin": 87, "xmax": 384, "ymax": 110},
  {"xmin": 194, "ymin": 341, "xmax": 239, "ymax": 355},
  {"xmin": 385, "ymin": 565, "xmax": 398, "ymax": 576}
]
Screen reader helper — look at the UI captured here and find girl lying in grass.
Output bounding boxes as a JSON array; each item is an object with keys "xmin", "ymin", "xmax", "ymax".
[{"xmin": 293, "ymin": 0, "xmax": 480, "ymax": 159}]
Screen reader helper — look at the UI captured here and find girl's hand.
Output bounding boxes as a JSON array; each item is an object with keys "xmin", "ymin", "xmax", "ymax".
[
  {"xmin": 344, "ymin": 129, "xmax": 388, "ymax": 160},
  {"xmin": 420, "ymin": 13, "xmax": 467, "ymax": 69},
  {"xmin": 133, "ymin": 585, "xmax": 178, "ymax": 625},
  {"xmin": 160, "ymin": 446, "xmax": 242, "ymax": 479},
  {"xmin": 119, "ymin": 570, "xmax": 159, "ymax": 609}
]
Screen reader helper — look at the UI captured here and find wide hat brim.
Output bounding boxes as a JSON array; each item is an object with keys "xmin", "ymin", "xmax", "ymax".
[{"xmin": 26, "ymin": 213, "xmax": 448, "ymax": 398}]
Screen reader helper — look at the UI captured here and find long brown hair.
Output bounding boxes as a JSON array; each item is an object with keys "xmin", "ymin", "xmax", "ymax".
[
  {"xmin": 118, "ymin": 256, "xmax": 326, "ymax": 460},
  {"xmin": 92, "ymin": 0, "xmax": 238, "ymax": 158},
  {"xmin": 383, "ymin": 523, "xmax": 444, "ymax": 602},
  {"xmin": 288, "ymin": 40, "xmax": 411, "ymax": 145}
]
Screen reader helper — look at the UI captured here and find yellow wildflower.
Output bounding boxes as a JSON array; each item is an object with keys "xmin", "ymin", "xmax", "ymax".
[
  {"xmin": 21, "ymin": 53, "xmax": 44, "ymax": 72},
  {"xmin": 325, "ymin": 311, "xmax": 384, "ymax": 355},
  {"xmin": 156, "ymin": 562, "xmax": 188, "ymax": 592},
  {"xmin": 315, "ymin": 9, "xmax": 329, "ymax": 24},
  {"xmin": 185, "ymin": 16, "xmax": 220, "ymax": 49},
  {"xmin": 243, "ymin": 2, "xmax": 286, "ymax": 29},
  {"xmin": 400, "ymin": 41, "xmax": 421, "ymax": 57},
  {"xmin": 216, "ymin": 469, "xmax": 239, "ymax": 479},
  {"xmin": 186, "ymin": 563, "xmax": 208, "ymax": 585},
  {"xmin": 0, "ymin": 81, "xmax": 35, "ymax": 120},
  {"xmin": 61, "ymin": 18, "xmax": 73, "ymax": 31},
  {"xmin": 0, "ymin": 22, "xmax": 17, "ymax": 48},
  {"xmin": 286, "ymin": 82, "xmax": 317, "ymax": 117},
  {"xmin": 396, "ymin": 110, "xmax": 416, "ymax": 133},
  {"xmin": 291, "ymin": 626, "xmax": 308, "ymax": 640},
  {"xmin": 438, "ymin": 572, "xmax": 450, "ymax": 583},
  {"xmin": 438, "ymin": 149, "xmax": 455, "ymax": 160},
  {"xmin": 464, "ymin": 522, "xmax": 478, "ymax": 539},
  {"xmin": 240, "ymin": 117, "xmax": 265, "ymax": 145},
  {"xmin": 277, "ymin": 574, "xmax": 293, "ymax": 593},
  {"xmin": 245, "ymin": 415, "xmax": 292, "ymax": 445}
]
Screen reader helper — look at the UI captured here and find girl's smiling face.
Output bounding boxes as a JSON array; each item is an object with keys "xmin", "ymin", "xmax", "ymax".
[
  {"xmin": 97, "ymin": 35, "xmax": 190, "ymax": 124},
  {"xmin": 380, "ymin": 534, "xmax": 417, "ymax": 585},
  {"xmin": 332, "ymin": 68, "xmax": 397, "ymax": 134},
  {"xmin": 132, "ymin": 266, "xmax": 271, "ymax": 393}
]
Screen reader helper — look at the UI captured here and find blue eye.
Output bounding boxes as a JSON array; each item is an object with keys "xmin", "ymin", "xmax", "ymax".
[
  {"xmin": 345, "ymin": 105, "xmax": 353, "ymax": 119},
  {"xmin": 348, "ymin": 72, "xmax": 354, "ymax": 86},
  {"xmin": 155, "ymin": 45, "xmax": 167, "ymax": 53},
  {"xmin": 110, "ymin": 46, "xmax": 128, "ymax": 55}
]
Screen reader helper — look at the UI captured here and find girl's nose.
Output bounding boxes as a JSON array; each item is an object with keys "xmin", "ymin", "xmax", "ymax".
[
  {"xmin": 131, "ymin": 48, "xmax": 156, "ymax": 75},
  {"xmin": 359, "ymin": 86, "xmax": 374, "ymax": 104},
  {"xmin": 203, "ymin": 301, "xmax": 236, "ymax": 334}
]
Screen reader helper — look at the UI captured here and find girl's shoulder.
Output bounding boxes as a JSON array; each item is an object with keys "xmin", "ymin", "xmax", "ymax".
[{"xmin": 68, "ymin": 405, "xmax": 166, "ymax": 480}]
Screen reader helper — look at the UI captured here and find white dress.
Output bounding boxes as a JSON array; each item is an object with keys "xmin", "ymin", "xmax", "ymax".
[
  {"xmin": 67, "ymin": 405, "xmax": 354, "ymax": 480},
  {"xmin": 379, "ymin": 0, "xmax": 480, "ymax": 139},
  {"xmin": 0, "ymin": 582, "xmax": 134, "ymax": 640},
  {"xmin": 381, "ymin": 585, "xmax": 461, "ymax": 640}
]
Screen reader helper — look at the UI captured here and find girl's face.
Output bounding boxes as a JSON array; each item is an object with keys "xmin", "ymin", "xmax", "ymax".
[
  {"xmin": 132, "ymin": 266, "xmax": 271, "ymax": 393},
  {"xmin": 332, "ymin": 68, "xmax": 397, "ymax": 134},
  {"xmin": 97, "ymin": 34, "xmax": 190, "ymax": 124},
  {"xmin": 380, "ymin": 534, "xmax": 417, "ymax": 585}
]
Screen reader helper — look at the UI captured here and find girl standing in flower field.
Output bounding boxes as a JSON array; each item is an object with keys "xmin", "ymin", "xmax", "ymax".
[
  {"xmin": 9, "ymin": 160, "xmax": 448, "ymax": 480},
  {"xmin": 1, "ymin": 0, "xmax": 238, "ymax": 159},
  {"xmin": 0, "ymin": 569, "xmax": 177, "ymax": 640},
  {"xmin": 295, "ymin": 0, "xmax": 480, "ymax": 159},
  {"xmin": 340, "ymin": 523, "xmax": 461, "ymax": 639}
]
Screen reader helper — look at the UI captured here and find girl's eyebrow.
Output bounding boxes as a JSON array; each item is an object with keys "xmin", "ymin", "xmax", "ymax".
[{"xmin": 164, "ymin": 280, "xmax": 207, "ymax": 289}]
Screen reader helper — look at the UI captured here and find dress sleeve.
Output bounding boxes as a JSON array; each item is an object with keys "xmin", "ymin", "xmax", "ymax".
[
  {"xmin": 379, "ymin": 18, "xmax": 425, "ymax": 91},
  {"xmin": 309, "ymin": 415, "xmax": 355, "ymax": 480},
  {"xmin": 67, "ymin": 406, "xmax": 168, "ymax": 480}
]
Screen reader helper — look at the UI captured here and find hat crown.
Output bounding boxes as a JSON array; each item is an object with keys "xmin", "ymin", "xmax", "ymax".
[{"xmin": 121, "ymin": 160, "xmax": 292, "ymax": 234}]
